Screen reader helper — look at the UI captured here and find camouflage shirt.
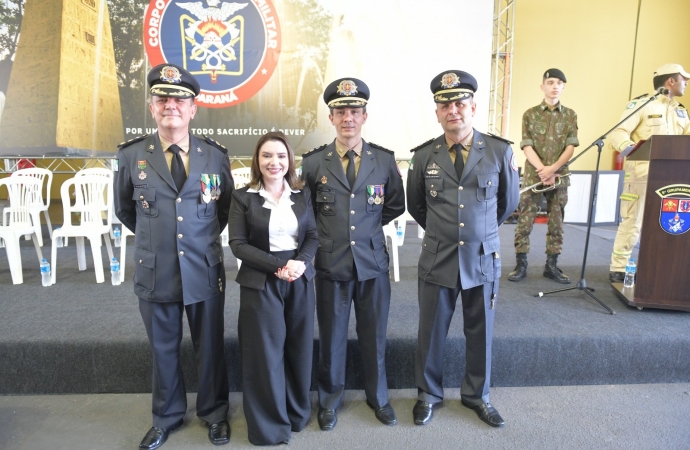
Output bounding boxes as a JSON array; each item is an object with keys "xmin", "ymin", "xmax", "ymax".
[{"xmin": 520, "ymin": 101, "xmax": 579, "ymax": 185}]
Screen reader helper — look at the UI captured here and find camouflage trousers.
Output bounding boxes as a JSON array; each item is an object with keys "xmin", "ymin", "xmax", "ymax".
[{"xmin": 514, "ymin": 186, "xmax": 568, "ymax": 254}]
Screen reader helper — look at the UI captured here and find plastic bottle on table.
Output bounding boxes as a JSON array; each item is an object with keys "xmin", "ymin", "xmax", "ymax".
[
  {"xmin": 111, "ymin": 257, "xmax": 121, "ymax": 286},
  {"xmin": 40, "ymin": 258, "xmax": 51, "ymax": 287},
  {"xmin": 623, "ymin": 258, "xmax": 636, "ymax": 288}
]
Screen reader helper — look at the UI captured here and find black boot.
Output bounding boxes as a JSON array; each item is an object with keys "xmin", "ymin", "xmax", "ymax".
[
  {"xmin": 508, "ymin": 253, "xmax": 528, "ymax": 282},
  {"xmin": 543, "ymin": 254, "xmax": 570, "ymax": 284}
]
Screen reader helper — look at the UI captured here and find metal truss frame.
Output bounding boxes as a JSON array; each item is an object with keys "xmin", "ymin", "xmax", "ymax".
[{"xmin": 488, "ymin": 0, "xmax": 516, "ymax": 138}]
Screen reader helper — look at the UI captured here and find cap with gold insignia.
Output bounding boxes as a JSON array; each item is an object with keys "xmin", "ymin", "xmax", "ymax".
[
  {"xmin": 543, "ymin": 68, "xmax": 566, "ymax": 83},
  {"xmin": 147, "ymin": 63, "xmax": 200, "ymax": 98},
  {"xmin": 323, "ymin": 77, "xmax": 369, "ymax": 108},
  {"xmin": 654, "ymin": 63, "xmax": 690, "ymax": 79},
  {"xmin": 430, "ymin": 70, "xmax": 477, "ymax": 103}
]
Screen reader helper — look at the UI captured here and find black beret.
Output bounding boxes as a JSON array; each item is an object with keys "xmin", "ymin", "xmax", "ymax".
[
  {"xmin": 148, "ymin": 64, "xmax": 200, "ymax": 98},
  {"xmin": 323, "ymin": 78, "xmax": 369, "ymax": 108},
  {"xmin": 543, "ymin": 68, "xmax": 566, "ymax": 83}
]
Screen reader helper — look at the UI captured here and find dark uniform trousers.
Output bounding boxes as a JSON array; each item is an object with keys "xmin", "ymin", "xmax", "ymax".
[
  {"xmin": 415, "ymin": 277, "xmax": 495, "ymax": 405},
  {"xmin": 238, "ymin": 249, "xmax": 315, "ymax": 445},
  {"xmin": 316, "ymin": 271, "xmax": 391, "ymax": 410},
  {"xmin": 139, "ymin": 294, "xmax": 229, "ymax": 429}
]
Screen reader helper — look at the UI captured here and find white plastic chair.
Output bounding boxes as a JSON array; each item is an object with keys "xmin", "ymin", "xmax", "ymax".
[
  {"xmin": 228, "ymin": 167, "xmax": 253, "ymax": 268},
  {"xmin": 118, "ymin": 224, "xmax": 134, "ymax": 280},
  {"xmin": 62, "ymin": 168, "xmax": 114, "ymax": 247},
  {"xmin": 6, "ymin": 168, "xmax": 53, "ymax": 247},
  {"xmin": 51, "ymin": 174, "xmax": 115, "ymax": 284},
  {"xmin": 0, "ymin": 177, "xmax": 44, "ymax": 284}
]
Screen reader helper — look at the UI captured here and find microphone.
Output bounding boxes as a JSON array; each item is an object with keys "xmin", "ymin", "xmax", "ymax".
[{"xmin": 656, "ymin": 87, "xmax": 670, "ymax": 95}]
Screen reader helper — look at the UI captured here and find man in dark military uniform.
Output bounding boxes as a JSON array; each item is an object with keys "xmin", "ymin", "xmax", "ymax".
[
  {"xmin": 301, "ymin": 77, "xmax": 405, "ymax": 431},
  {"xmin": 509, "ymin": 68, "xmax": 578, "ymax": 284},
  {"xmin": 407, "ymin": 70, "xmax": 519, "ymax": 427},
  {"xmin": 114, "ymin": 64, "xmax": 233, "ymax": 450}
]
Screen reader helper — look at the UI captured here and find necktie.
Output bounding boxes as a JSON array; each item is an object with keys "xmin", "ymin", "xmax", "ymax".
[
  {"xmin": 169, "ymin": 144, "xmax": 187, "ymax": 191},
  {"xmin": 452, "ymin": 144, "xmax": 465, "ymax": 180},
  {"xmin": 346, "ymin": 149, "xmax": 356, "ymax": 189}
]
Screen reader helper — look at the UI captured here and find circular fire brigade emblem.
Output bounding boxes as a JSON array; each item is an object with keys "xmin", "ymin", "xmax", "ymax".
[{"xmin": 144, "ymin": 0, "xmax": 282, "ymax": 108}]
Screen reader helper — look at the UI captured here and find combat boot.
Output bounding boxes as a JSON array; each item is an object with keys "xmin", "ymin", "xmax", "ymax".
[
  {"xmin": 508, "ymin": 253, "xmax": 528, "ymax": 282},
  {"xmin": 543, "ymin": 254, "xmax": 570, "ymax": 284}
]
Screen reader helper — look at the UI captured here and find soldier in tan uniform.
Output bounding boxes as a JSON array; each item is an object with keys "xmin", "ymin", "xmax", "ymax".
[{"xmin": 608, "ymin": 63, "xmax": 690, "ymax": 282}]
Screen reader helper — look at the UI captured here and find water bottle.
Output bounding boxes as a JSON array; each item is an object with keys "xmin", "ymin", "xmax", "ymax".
[
  {"xmin": 623, "ymin": 258, "xmax": 636, "ymax": 288},
  {"xmin": 113, "ymin": 226, "xmax": 121, "ymax": 247},
  {"xmin": 396, "ymin": 223, "xmax": 404, "ymax": 246},
  {"xmin": 110, "ymin": 257, "xmax": 121, "ymax": 286},
  {"xmin": 40, "ymin": 258, "xmax": 51, "ymax": 287},
  {"xmin": 54, "ymin": 227, "xmax": 63, "ymax": 248}
]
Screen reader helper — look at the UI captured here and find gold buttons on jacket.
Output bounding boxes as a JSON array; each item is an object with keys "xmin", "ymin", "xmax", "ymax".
[
  {"xmin": 458, "ymin": 186, "xmax": 463, "ymax": 191},
  {"xmin": 351, "ymin": 226, "xmax": 355, "ymax": 230},
  {"xmin": 351, "ymin": 241, "xmax": 355, "ymax": 246},
  {"xmin": 350, "ymin": 194, "xmax": 355, "ymax": 198},
  {"xmin": 350, "ymin": 210, "xmax": 355, "ymax": 215},
  {"xmin": 177, "ymin": 216, "xmax": 183, "ymax": 221},
  {"xmin": 177, "ymin": 234, "xmax": 183, "ymax": 239},
  {"xmin": 176, "ymin": 198, "xmax": 182, "ymax": 203},
  {"xmin": 458, "ymin": 241, "xmax": 464, "ymax": 246},
  {"xmin": 459, "ymin": 223, "xmax": 464, "ymax": 227},
  {"xmin": 179, "ymin": 251, "xmax": 184, "ymax": 256},
  {"xmin": 458, "ymin": 204, "xmax": 464, "ymax": 209}
]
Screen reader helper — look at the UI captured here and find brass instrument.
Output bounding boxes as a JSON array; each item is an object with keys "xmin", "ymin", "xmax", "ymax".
[{"xmin": 519, "ymin": 173, "xmax": 570, "ymax": 194}]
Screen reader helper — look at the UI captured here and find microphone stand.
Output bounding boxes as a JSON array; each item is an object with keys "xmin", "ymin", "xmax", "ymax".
[{"xmin": 532, "ymin": 90, "xmax": 667, "ymax": 314}]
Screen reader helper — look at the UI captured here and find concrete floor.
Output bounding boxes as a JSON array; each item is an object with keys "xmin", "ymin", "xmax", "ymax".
[{"xmin": 1, "ymin": 385, "xmax": 689, "ymax": 450}]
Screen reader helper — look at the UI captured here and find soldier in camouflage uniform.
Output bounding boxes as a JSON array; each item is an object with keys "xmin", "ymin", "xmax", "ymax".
[{"xmin": 509, "ymin": 69, "xmax": 578, "ymax": 284}]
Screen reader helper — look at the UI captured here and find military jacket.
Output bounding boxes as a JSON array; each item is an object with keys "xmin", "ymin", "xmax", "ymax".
[
  {"xmin": 407, "ymin": 131, "xmax": 519, "ymax": 290},
  {"xmin": 609, "ymin": 94, "xmax": 690, "ymax": 181},
  {"xmin": 301, "ymin": 139, "xmax": 405, "ymax": 281},
  {"xmin": 520, "ymin": 101, "xmax": 579, "ymax": 186},
  {"xmin": 114, "ymin": 133, "xmax": 233, "ymax": 304}
]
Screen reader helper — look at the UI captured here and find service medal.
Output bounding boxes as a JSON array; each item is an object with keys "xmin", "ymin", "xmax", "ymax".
[
  {"xmin": 374, "ymin": 196, "xmax": 381, "ymax": 205},
  {"xmin": 321, "ymin": 176, "xmax": 328, "ymax": 184},
  {"xmin": 138, "ymin": 171, "xmax": 147, "ymax": 180},
  {"xmin": 368, "ymin": 197, "xmax": 375, "ymax": 205}
]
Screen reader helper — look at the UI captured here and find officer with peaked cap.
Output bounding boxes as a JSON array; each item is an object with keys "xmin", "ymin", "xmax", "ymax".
[
  {"xmin": 608, "ymin": 63, "xmax": 690, "ymax": 282},
  {"xmin": 301, "ymin": 77, "xmax": 405, "ymax": 430},
  {"xmin": 114, "ymin": 63, "xmax": 233, "ymax": 449},
  {"xmin": 407, "ymin": 70, "xmax": 519, "ymax": 427}
]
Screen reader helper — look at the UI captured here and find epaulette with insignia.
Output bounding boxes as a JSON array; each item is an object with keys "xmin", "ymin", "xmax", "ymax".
[
  {"xmin": 633, "ymin": 93, "xmax": 648, "ymax": 100},
  {"xmin": 302, "ymin": 144, "xmax": 328, "ymax": 158},
  {"xmin": 117, "ymin": 134, "xmax": 148, "ymax": 149},
  {"xmin": 368, "ymin": 142, "xmax": 394, "ymax": 155},
  {"xmin": 410, "ymin": 138, "xmax": 434, "ymax": 153},
  {"xmin": 485, "ymin": 132, "xmax": 514, "ymax": 145},
  {"xmin": 204, "ymin": 135, "xmax": 228, "ymax": 154}
]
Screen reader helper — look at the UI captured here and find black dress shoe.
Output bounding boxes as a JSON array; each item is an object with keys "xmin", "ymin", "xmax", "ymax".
[
  {"xmin": 609, "ymin": 271, "xmax": 625, "ymax": 283},
  {"xmin": 208, "ymin": 420, "xmax": 230, "ymax": 445},
  {"xmin": 317, "ymin": 408, "xmax": 337, "ymax": 431},
  {"xmin": 366, "ymin": 401, "xmax": 397, "ymax": 426},
  {"xmin": 412, "ymin": 400, "xmax": 437, "ymax": 426},
  {"xmin": 139, "ymin": 420, "xmax": 182, "ymax": 449},
  {"xmin": 461, "ymin": 400, "xmax": 505, "ymax": 427}
]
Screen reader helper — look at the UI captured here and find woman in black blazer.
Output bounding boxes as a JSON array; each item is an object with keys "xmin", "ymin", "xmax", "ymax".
[{"xmin": 228, "ymin": 131, "xmax": 318, "ymax": 445}]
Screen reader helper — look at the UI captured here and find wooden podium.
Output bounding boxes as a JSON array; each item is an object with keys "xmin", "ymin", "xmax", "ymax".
[{"xmin": 612, "ymin": 135, "xmax": 690, "ymax": 311}]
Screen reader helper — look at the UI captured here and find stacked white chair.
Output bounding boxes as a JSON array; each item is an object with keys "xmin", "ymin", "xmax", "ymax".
[
  {"xmin": 51, "ymin": 173, "xmax": 115, "ymax": 284},
  {"xmin": 4, "ymin": 168, "xmax": 53, "ymax": 247},
  {"xmin": 227, "ymin": 167, "xmax": 252, "ymax": 268},
  {"xmin": 0, "ymin": 177, "xmax": 44, "ymax": 284}
]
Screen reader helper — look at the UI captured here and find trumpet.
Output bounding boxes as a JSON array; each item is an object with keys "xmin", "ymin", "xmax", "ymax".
[{"xmin": 519, "ymin": 173, "xmax": 570, "ymax": 194}]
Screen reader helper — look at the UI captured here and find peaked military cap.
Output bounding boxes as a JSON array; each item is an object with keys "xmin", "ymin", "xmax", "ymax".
[
  {"xmin": 323, "ymin": 77, "xmax": 369, "ymax": 108},
  {"xmin": 430, "ymin": 70, "xmax": 477, "ymax": 103},
  {"xmin": 543, "ymin": 68, "xmax": 566, "ymax": 83},
  {"xmin": 148, "ymin": 63, "xmax": 200, "ymax": 98}
]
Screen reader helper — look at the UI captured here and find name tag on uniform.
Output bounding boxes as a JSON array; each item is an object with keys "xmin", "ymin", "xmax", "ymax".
[{"xmin": 647, "ymin": 114, "xmax": 662, "ymax": 119}]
